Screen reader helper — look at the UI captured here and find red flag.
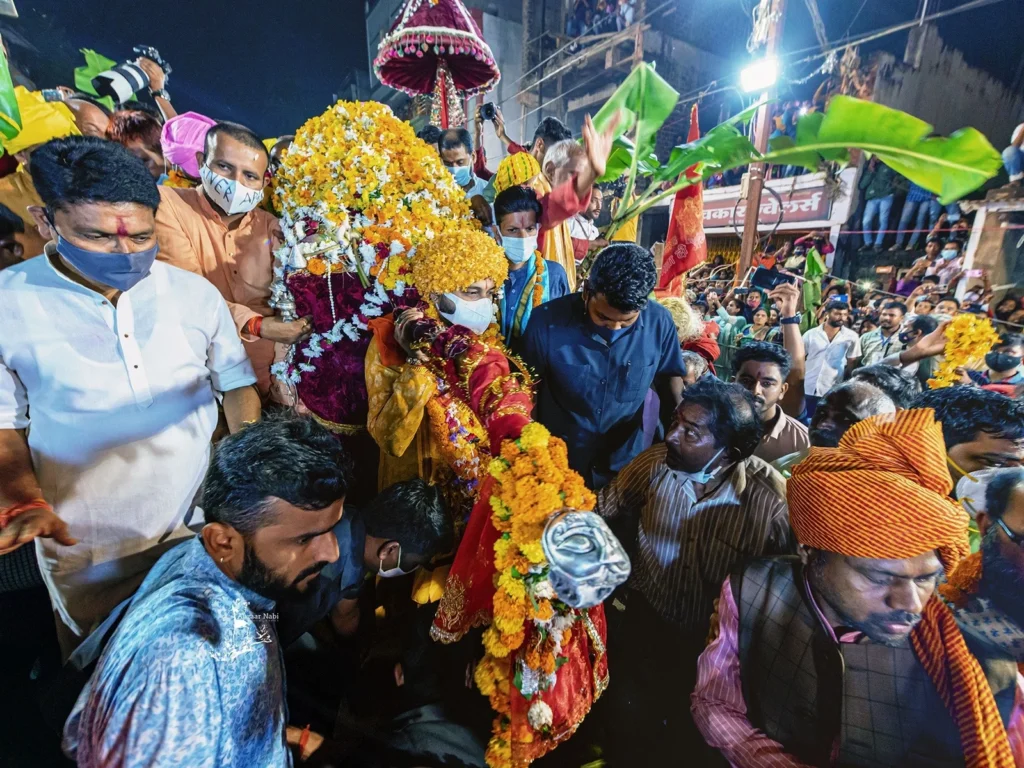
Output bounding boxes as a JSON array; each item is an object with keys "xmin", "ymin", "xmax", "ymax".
[{"xmin": 655, "ymin": 103, "xmax": 707, "ymax": 298}]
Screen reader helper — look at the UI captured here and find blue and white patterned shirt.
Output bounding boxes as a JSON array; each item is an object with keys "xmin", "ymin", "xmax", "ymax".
[{"xmin": 64, "ymin": 537, "xmax": 291, "ymax": 767}]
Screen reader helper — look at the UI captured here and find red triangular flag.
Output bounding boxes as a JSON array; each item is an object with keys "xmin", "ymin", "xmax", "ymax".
[{"xmin": 655, "ymin": 103, "xmax": 707, "ymax": 298}]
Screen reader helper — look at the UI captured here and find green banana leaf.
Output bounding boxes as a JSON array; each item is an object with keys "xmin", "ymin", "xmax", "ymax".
[
  {"xmin": 603, "ymin": 133, "xmax": 661, "ymax": 182},
  {"xmin": 763, "ymin": 96, "xmax": 1000, "ymax": 204},
  {"xmin": 804, "ymin": 246, "xmax": 826, "ymax": 279},
  {"xmin": 653, "ymin": 101, "xmax": 763, "ymax": 184},
  {"xmin": 0, "ymin": 45, "xmax": 20, "ymax": 140},
  {"xmin": 592, "ymin": 69, "xmax": 1001, "ymax": 231},
  {"xmin": 73, "ymin": 48, "xmax": 122, "ymax": 111},
  {"xmin": 592, "ymin": 62, "xmax": 678, "ymax": 183}
]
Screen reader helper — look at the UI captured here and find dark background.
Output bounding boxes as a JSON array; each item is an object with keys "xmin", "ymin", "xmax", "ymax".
[{"xmin": 0, "ymin": 0, "xmax": 1019, "ymax": 138}]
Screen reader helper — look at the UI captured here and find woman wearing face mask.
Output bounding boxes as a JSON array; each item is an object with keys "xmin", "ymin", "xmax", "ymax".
[
  {"xmin": 493, "ymin": 185, "xmax": 570, "ymax": 339},
  {"xmin": 741, "ymin": 287, "xmax": 767, "ymax": 324},
  {"xmin": 364, "ymin": 227, "xmax": 528, "ymax": 604}
]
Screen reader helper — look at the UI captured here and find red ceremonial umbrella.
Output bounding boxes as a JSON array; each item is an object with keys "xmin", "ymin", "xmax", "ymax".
[{"xmin": 373, "ymin": 0, "xmax": 500, "ymax": 128}]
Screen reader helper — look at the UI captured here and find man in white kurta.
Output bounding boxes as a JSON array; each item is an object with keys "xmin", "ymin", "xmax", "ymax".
[{"xmin": 0, "ymin": 136, "xmax": 260, "ymax": 656}]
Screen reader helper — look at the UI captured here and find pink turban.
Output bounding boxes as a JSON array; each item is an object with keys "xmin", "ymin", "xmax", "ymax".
[{"xmin": 160, "ymin": 111, "xmax": 216, "ymax": 178}]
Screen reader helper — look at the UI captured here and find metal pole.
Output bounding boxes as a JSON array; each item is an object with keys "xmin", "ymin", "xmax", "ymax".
[{"xmin": 736, "ymin": 0, "xmax": 786, "ymax": 286}]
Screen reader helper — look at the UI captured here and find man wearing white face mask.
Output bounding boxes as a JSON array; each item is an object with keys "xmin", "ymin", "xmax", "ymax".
[
  {"xmin": 493, "ymin": 185, "xmax": 569, "ymax": 339},
  {"xmin": 155, "ymin": 121, "xmax": 313, "ymax": 399},
  {"xmin": 594, "ymin": 377, "xmax": 791, "ymax": 763},
  {"xmin": 437, "ymin": 128, "xmax": 488, "ymax": 199}
]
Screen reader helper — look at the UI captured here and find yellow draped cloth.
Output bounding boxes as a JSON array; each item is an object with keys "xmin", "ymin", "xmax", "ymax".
[{"xmin": 365, "ymin": 336, "xmax": 486, "ymax": 604}]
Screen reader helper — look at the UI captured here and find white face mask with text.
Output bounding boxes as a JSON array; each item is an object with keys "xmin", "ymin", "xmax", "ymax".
[{"xmin": 200, "ymin": 164, "xmax": 265, "ymax": 215}]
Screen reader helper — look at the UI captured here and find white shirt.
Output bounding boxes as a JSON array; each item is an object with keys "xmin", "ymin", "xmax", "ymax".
[
  {"xmin": 0, "ymin": 252, "xmax": 256, "ymax": 639},
  {"xmin": 802, "ymin": 324, "xmax": 862, "ymax": 396},
  {"xmin": 567, "ymin": 213, "xmax": 599, "ymax": 241}
]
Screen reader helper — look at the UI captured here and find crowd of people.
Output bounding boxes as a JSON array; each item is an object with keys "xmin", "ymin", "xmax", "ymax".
[
  {"xmin": 565, "ymin": 0, "xmax": 637, "ymax": 38},
  {"xmin": 0, "ymin": 43, "xmax": 1022, "ymax": 768}
]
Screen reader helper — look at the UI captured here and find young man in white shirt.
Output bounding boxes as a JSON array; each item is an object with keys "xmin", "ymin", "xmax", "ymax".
[
  {"xmin": 0, "ymin": 136, "xmax": 262, "ymax": 656},
  {"xmin": 801, "ymin": 299, "xmax": 862, "ymax": 420}
]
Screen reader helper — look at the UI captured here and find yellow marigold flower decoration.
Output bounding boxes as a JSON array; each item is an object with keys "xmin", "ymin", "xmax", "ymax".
[
  {"xmin": 477, "ymin": 424, "xmax": 602, "ymax": 766},
  {"xmin": 411, "ymin": 227, "xmax": 509, "ymax": 297},
  {"xmin": 928, "ymin": 313, "xmax": 1001, "ymax": 388},
  {"xmin": 273, "ymin": 100, "xmax": 475, "ymax": 287}
]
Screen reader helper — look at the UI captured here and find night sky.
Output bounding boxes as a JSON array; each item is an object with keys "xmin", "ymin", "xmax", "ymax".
[
  {"xmin": 0, "ymin": 0, "xmax": 1019, "ymax": 138},
  {"xmin": 1, "ymin": 0, "xmax": 369, "ymax": 137}
]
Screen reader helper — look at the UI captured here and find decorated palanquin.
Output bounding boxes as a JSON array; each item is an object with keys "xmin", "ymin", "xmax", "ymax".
[
  {"xmin": 271, "ymin": 99, "xmax": 630, "ymax": 768},
  {"xmin": 267, "ymin": 100, "xmax": 474, "ymax": 496},
  {"xmin": 363, "ymin": 229, "xmax": 630, "ymax": 766}
]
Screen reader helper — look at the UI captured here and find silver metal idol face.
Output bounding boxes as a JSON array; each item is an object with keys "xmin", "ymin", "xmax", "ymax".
[{"xmin": 542, "ymin": 510, "xmax": 631, "ymax": 609}]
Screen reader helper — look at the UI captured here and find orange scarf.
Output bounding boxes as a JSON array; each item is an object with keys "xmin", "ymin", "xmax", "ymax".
[{"xmin": 789, "ymin": 409, "xmax": 1014, "ymax": 768}]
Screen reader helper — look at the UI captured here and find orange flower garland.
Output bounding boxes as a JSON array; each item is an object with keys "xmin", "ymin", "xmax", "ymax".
[
  {"xmin": 477, "ymin": 423, "xmax": 596, "ymax": 768},
  {"xmin": 531, "ymin": 257, "xmax": 546, "ymax": 308},
  {"xmin": 928, "ymin": 313, "xmax": 1001, "ymax": 388}
]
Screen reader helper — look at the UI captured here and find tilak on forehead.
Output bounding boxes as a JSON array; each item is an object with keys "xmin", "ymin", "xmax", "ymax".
[{"xmin": 116, "ymin": 217, "xmax": 129, "ymax": 237}]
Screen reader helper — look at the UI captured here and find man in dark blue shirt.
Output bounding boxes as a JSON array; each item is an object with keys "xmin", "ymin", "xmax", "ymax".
[{"xmin": 518, "ymin": 243, "xmax": 686, "ymax": 488}]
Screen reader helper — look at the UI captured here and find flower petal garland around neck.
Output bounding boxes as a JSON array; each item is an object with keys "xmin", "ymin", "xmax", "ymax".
[{"xmin": 476, "ymin": 423, "xmax": 596, "ymax": 768}]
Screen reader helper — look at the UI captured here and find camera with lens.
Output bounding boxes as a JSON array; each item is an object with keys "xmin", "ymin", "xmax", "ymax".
[
  {"xmin": 480, "ymin": 102, "xmax": 497, "ymax": 122},
  {"xmin": 91, "ymin": 45, "xmax": 172, "ymax": 106}
]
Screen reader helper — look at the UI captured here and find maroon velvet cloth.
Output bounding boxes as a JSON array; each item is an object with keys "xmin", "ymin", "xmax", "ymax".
[
  {"xmin": 286, "ymin": 271, "xmax": 418, "ymax": 426},
  {"xmin": 374, "ymin": 0, "xmax": 500, "ymax": 95}
]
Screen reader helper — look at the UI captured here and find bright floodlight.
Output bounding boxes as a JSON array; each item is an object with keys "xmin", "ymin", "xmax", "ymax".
[{"xmin": 741, "ymin": 57, "xmax": 779, "ymax": 93}]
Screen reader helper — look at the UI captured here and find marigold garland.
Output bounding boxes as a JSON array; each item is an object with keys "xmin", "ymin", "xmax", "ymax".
[
  {"xmin": 475, "ymin": 423, "xmax": 596, "ymax": 768},
  {"xmin": 268, "ymin": 100, "xmax": 477, "ymax": 385},
  {"xmin": 939, "ymin": 550, "xmax": 983, "ymax": 608},
  {"xmin": 928, "ymin": 313, "xmax": 1001, "ymax": 389}
]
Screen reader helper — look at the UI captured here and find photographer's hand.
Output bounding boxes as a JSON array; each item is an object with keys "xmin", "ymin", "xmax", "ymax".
[
  {"xmin": 494, "ymin": 107, "xmax": 512, "ymax": 150},
  {"xmin": 138, "ymin": 57, "xmax": 177, "ymax": 120}
]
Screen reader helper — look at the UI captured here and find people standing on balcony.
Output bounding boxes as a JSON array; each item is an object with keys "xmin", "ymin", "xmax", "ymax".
[
  {"xmin": 858, "ymin": 157, "xmax": 900, "ymax": 252},
  {"xmin": 890, "ymin": 182, "xmax": 942, "ymax": 252}
]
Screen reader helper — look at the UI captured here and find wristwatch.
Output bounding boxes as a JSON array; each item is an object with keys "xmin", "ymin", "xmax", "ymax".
[
  {"xmin": 150, "ymin": 88, "xmax": 171, "ymax": 102},
  {"xmin": 780, "ymin": 315, "xmax": 801, "ymax": 325}
]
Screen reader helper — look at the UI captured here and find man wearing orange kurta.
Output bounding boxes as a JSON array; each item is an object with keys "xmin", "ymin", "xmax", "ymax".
[{"xmin": 155, "ymin": 121, "xmax": 311, "ymax": 398}]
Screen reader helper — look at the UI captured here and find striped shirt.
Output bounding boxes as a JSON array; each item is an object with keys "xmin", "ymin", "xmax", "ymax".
[{"xmin": 598, "ymin": 444, "xmax": 793, "ymax": 632}]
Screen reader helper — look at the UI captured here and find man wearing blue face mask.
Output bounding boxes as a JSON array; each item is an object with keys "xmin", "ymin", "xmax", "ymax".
[
  {"xmin": 518, "ymin": 244, "xmax": 687, "ymax": 489},
  {"xmin": 0, "ymin": 136, "xmax": 261, "ymax": 656},
  {"xmin": 437, "ymin": 128, "xmax": 488, "ymax": 199},
  {"xmin": 493, "ymin": 185, "xmax": 569, "ymax": 339}
]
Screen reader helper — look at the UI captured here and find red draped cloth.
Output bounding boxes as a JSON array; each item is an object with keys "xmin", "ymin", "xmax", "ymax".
[
  {"xmin": 656, "ymin": 103, "xmax": 707, "ymax": 299},
  {"xmin": 431, "ymin": 330, "xmax": 609, "ymax": 765}
]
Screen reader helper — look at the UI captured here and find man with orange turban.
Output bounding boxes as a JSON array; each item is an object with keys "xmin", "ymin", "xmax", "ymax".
[{"xmin": 692, "ymin": 408, "xmax": 1024, "ymax": 767}]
